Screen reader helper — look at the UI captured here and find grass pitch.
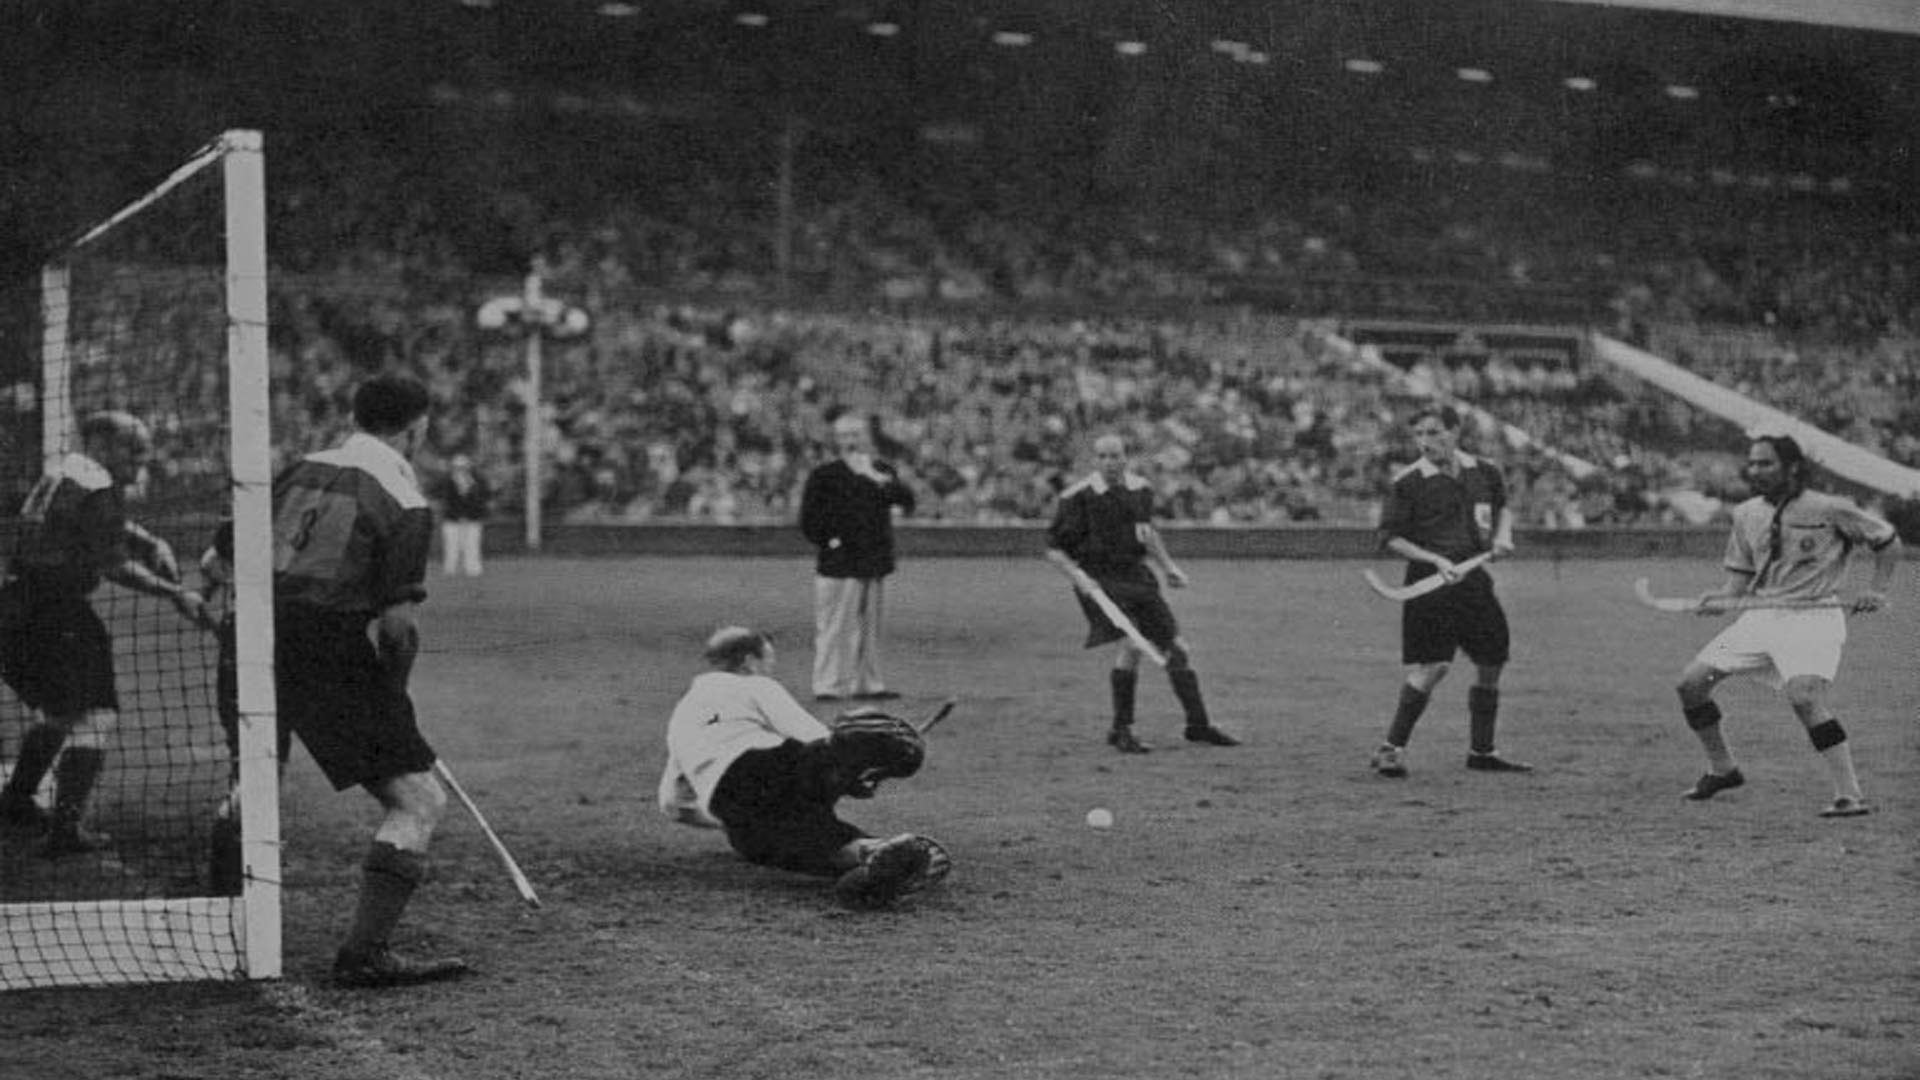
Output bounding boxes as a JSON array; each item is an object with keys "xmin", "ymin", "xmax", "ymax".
[{"xmin": 4, "ymin": 554, "xmax": 1916, "ymax": 1080}]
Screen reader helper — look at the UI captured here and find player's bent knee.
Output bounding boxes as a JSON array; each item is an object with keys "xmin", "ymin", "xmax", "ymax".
[
  {"xmin": 1782, "ymin": 677, "xmax": 1828, "ymax": 713},
  {"xmin": 1409, "ymin": 663, "xmax": 1448, "ymax": 692}
]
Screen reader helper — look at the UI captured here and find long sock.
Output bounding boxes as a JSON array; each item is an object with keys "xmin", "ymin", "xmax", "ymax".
[
  {"xmin": 1819, "ymin": 742, "xmax": 1864, "ymax": 801},
  {"xmin": 1810, "ymin": 721, "xmax": 1864, "ymax": 801},
  {"xmin": 50, "ymin": 746, "xmax": 105, "ymax": 834},
  {"xmin": 1168, "ymin": 667, "xmax": 1209, "ymax": 729},
  {"xmin": 1386, "ymin": 685, "xmax": 1429, "ymax": 748},
  {"xmin": 342, "ymin": 842, "xmax": 426, "ymax": 955},
  {"xmin": 1109, "ymin": 668, "xmax": 1137, "ymax": 729},
  {"xmin": 2, "ymin": 725, "xmax": 66, "ymax": 806},
  {"xmin": 1468, "ymin": 686, "xmax": 1500, "ymax": 755}
]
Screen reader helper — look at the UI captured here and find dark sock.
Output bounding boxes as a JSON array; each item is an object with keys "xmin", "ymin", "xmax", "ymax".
[
  {"xmin": 1169, "ymin": 667, "xmax": 1210, "ymax": 729},
  {"xmin": 1386, "ymin": 685, "xmax": 1429, "ymax": 748},
  {"xmin": 2, "ymin": 725, "xmax": 67, "ymax": 806},
  {"xmin": 50, "ymin": 746, "xmax": 105, "ymax": 834},
  {"xmin": 341, "ymin": 842, "xmax": 426, "ymax": 956},
  {"xmin": 1468, "ymin": 686, "xmax": 1500, "ymax": 755},
  {"xmin": 1109, "ymin": 668, "xmax": 1137, "ymax": 729}
]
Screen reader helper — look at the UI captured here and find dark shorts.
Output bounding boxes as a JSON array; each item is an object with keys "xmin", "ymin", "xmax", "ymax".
[
  {"xmin": 1076, "ymin": 569, "xmax": 1179, "ymax": 651},
  {"xmin": 1400, "ymin": 569, "xmax": 1511, "ymax": 667},
  {"xmin": 0, "ymin": 583, "xmax": 118, "ymax": 716},
  {"xmin": 275, "ymin": 608, "xmax": 435, "ymax": 791},
  {"xmin": 710, "ymin": 740, "xmax": 867, "ymax": 878}
]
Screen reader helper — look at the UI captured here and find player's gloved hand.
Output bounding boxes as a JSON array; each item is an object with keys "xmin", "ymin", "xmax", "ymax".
[{"xmin": 830, "ymin": 708, "xmax": 926, "ymax": 799}]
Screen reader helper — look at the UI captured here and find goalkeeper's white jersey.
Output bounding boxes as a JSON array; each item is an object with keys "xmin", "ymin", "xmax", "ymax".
[{"xmin": 658, "ymin": 671, "xmax": 833, "ymax": 828}]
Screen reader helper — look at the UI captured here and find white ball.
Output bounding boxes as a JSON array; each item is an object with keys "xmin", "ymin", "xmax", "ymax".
[{"xmin": 1085, "ymin": 807, "xmax": 1114, "ymax": 829}]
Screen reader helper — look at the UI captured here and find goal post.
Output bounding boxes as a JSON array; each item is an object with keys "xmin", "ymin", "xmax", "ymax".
[{"xmin": 0, "ymin": 130, "xmax": 279, "ymax": 988}]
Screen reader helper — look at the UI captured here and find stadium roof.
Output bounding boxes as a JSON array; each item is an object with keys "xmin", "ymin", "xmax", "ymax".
[{"xmin": 1539, "ymin": 0, "xmax": 1919, "ymax": 36}]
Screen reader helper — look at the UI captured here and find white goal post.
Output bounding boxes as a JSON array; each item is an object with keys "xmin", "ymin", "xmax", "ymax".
[{"xmin": 0, "ymin": 130, "xmax": 280, "ymax": 988}]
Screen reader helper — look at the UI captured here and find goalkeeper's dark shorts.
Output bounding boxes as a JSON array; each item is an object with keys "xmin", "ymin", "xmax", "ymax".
[
  {"xmin": 275, "ymin": 607, "xmax": 436, "ymax": 791},
  {"xmin": 710, "ymin": 740, "xmax": 867, "ymax": 878},
  {"xmin": 1076, "ymin": 568, "xmax": 1179, "ymax": 651},
  {"xmin": 0, "ymin": 583, "xmax": 118, "ymax": 716}
]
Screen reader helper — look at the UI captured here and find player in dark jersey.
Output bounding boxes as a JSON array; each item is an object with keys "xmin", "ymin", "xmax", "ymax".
[
  {"xmin": 0, "ymin": 411, "xmax": 209, "ymax": 855},
  {"xmin": 1369, "ymin": 406, "xmax": 1530, "ymax": 778},
  {"xmin": 273, "ymin": 373, "xmax": 467, "ymax": 987},
  {"xmin": 1045, "ymin": 434, "xmax": 1239, "ymax": 753}
]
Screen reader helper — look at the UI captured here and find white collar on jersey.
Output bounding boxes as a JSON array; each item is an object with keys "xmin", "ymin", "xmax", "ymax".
[
  {"xmin": 1400, "ymin": 451, "xmax": 1481, "ymax": 480},
  {"xmin": 49, "ymin": 452, "xmax": 114, "ymax": 492},
  {"xmin": 309, "ymin": 432, "xmax": 427, "ymax": 510}
]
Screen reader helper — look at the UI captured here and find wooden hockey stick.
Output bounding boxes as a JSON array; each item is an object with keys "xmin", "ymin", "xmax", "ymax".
[
  {"xmin": 1053, "ymin": 561, "xmax": 1168, "ymax": 666},
  {"xmin": 917, "ymin": 698, "xmax": 958, "ymax": 735},
  {"xmin": 1632, "ymin": 578, "xmax": 1849, "ymax": 614},
  {"xmin": 1362, "ymin": 551, "xmax": 1493, "ymax": 603},
  {"xmin": 435, "ymin": 759, "xmax": 542, "ymax": 909}
]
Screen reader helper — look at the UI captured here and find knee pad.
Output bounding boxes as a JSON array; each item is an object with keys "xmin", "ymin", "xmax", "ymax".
[
  {"xmin": 1808, "ymin": 720, "xmax": 1846, "ymax": 752},
  {"xmin": 1682, "ymin": 701, "xmax": 1723, "ymax": 731}
]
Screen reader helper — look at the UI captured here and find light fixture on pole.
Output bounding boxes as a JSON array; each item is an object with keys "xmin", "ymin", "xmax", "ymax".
[{"xmin": 476, "ymin": 270, "xmax": 590, "ymax": 552}]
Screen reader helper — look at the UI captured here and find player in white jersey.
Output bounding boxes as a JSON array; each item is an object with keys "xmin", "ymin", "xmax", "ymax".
[
  {"xmin": 1673, "ymin": 435, "xmax": 1902, "ymax": 818},
  {"xmin": 657, "ymin": 626, "xmax": 950, "ymax": 908}
]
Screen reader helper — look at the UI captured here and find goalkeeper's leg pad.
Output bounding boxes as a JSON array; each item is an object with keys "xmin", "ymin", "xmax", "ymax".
[{"xmin": 834, "ymin": 834, "xmax": 950, "ymax": 909}]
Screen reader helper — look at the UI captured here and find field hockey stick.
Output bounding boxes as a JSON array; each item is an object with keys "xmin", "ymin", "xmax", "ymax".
[
  {"xmin": 434, "ymin": 759, "xmax": 542, "ymax": 909},
  {"xmin": 1362, "ymin": 551, "xmax": 1493, "ymax": 603},
  {"xmin": 1054, "ymin": 561, "xmax": 1168, "ymax": 666},
  {"xmin": 917, "ymin": 698, "xmax": 958, "ymax": 735},
  {"xmin": 1632, "ymin": 578, "xmax": 1851, "ymax": 615}
]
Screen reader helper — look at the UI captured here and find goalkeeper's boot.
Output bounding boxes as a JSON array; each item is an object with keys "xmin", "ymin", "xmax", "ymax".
[
  {"xmin": 333, "ymin": 942, "xmax": 470, "ymax": 989},
  {"xmin": 891, "ymin": 836, "xmax": 952, "ymax": 901},
  {"xmin": 1107, "ymin": 728, "xmax": 1150, "ymax": 754},
  {"xmin": 835, "ymin": 834, "xmax": 939, "ymax": 909}
]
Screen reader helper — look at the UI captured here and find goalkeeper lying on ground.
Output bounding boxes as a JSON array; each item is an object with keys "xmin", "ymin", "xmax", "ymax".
[{"xmin": 657, "ymin": 625, "xmax": 950, "ymax": 908}]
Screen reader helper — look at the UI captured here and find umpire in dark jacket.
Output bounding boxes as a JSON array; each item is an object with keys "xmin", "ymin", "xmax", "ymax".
[{"xmin": 798, "ymin": 413, "xmax": 915, "ymax": 702}]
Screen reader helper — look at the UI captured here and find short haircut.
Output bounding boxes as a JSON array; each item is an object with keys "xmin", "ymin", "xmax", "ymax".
[
  {"xmin": 703, "ymin": 626, "xmax": 770, "ymax": 672},
  {"xmin": 1409, "ymin": 405, "xmax": 1461, "ymax": 431},
  {"xmin": 352, "ymin": 373, "xmax": 431, "ymax": 435}
]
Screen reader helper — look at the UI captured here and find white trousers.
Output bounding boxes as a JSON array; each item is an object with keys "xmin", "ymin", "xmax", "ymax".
[
  {"xmin": 441, "ymin": 521, "xmax": 485, "ymax": 577},
  {"xmin": 812, "ymin": 576, "xmax": 886, "ymax": 698}
]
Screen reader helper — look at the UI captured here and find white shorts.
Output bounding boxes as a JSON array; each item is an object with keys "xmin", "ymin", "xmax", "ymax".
[{"xmin": 1693, "ymin": 607, "xmax": 1847, "ymax": 687}]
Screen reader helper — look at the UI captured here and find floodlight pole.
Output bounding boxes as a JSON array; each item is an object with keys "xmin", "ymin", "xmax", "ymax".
[
  {"xmin": 522, "ymin": 273, "xmax": 545, "ymax": 552},
  {"xmin": 478, "ymin": 267, "xmax": 589, "ymax": 553}
]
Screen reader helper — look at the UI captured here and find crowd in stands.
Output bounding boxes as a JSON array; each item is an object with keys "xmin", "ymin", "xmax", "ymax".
[{"xmin": 25, "ymin": 141, "xmax": 1914, "ymax": 537}]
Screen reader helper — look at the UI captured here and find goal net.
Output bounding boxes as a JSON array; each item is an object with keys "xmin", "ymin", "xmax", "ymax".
[{"xmin": 0, "ymin": 131, "xmax": 279, "ymax": 987}]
